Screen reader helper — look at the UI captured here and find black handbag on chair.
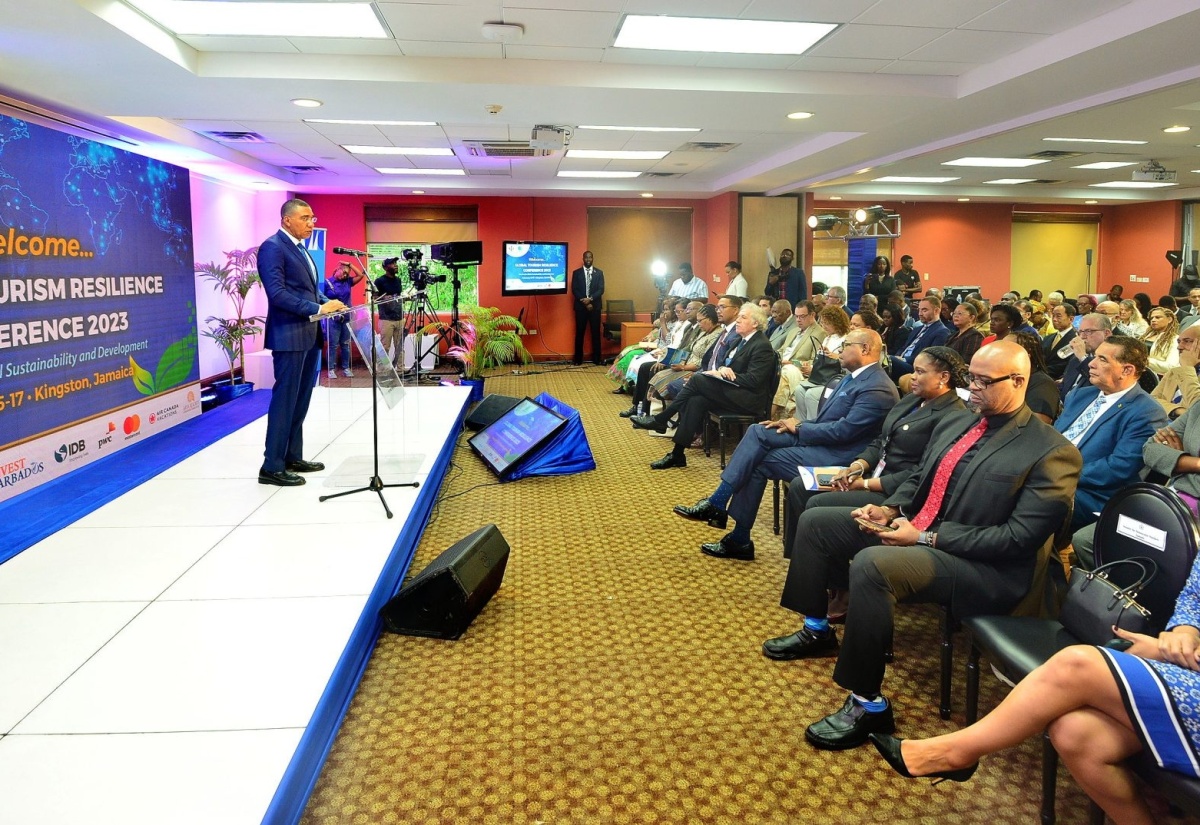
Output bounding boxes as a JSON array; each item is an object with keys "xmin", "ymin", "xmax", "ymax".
[{"xmin": 1058, "ymin": 557, "xmax": 1157, "ymax": 643}]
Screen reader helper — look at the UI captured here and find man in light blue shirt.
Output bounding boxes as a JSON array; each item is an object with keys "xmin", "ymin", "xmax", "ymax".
[{"xmin": 668, "ymin": 263, "xmax": 709, "ymax": 302}]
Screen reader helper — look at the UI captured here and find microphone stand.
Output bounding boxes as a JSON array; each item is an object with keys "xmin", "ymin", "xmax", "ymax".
[{"xmin": 316, "ymin": 253, "xmax": 418, "ymax": 518}]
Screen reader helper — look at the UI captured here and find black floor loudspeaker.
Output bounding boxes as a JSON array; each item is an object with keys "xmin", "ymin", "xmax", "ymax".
[
  {"xmin": 380, "ymin": 524, "xmax": 509, "ymax": 639},
  {"xmin": 465, "ymin": 394, "xmax": 521, "ymax": 430}
]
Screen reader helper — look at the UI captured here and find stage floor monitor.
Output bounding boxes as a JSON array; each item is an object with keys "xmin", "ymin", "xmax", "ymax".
[{"xmin": 467, "ymin": 397, "xmax": 568, "ymax": 478}]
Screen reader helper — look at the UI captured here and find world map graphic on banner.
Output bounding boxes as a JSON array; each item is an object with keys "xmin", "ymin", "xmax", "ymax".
[{"xmin": 0, "ymin": 114, "xmax": 199, "ymax": 501}]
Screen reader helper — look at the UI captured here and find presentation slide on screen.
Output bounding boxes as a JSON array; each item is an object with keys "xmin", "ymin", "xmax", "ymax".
[
  {"xmin": 504, "ymin": 242, "xmax": 566, "ymax": 292},
  {"xmin": 0, "ymin": 114, "xmax": 198, "ymax": 502},
  {"xmin": 471, "ymin": 400, "xmax": 564, "ymax": 475}
]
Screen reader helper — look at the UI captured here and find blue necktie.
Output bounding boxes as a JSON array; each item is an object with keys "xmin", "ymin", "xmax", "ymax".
[
  {"xmin": 298, "ymin": 242, "xmax": 317, "ymax": 284},
  {"xmin": 1063, "ymin": 393, "xmax": 1105, "ymax": 442}
]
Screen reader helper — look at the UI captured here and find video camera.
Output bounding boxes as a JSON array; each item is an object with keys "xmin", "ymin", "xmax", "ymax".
[{"xmin": 401, "ymin": 248, "xmax": 447, "ymax": 291}]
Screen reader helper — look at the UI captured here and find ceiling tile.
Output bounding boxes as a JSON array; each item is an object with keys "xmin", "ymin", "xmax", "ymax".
[
  {"xmin": 440, "ymin": 123, "xmax": 514, "ymax": 140},
  {"xmin": 741, "ymin": 0, "xmax": 880, "ymax": 24},
  {"xmin": 903, "ymin": 28, "xmax": 1043, "ymax": 63},
  {"xmin": 286, "ymin": 38, "xmax": 403, "ymax": 56},
  {"xmin": 510, "ymin": 0, "xmax": 626, "ymax": 10},
  {"xmin": 394, "ymin": 40, "xmax": 504, "ymax": 58},
  {"xmin": 785, "ymin": 56, "xmax": 893, "ymax": 73},
  {"xmin": 877, "ymin": 59, "xmax": 977, "ymax": 76},
  {"xmin": 178, "ymin": 36, "xmax": 299, "ymax": 53},
  {"xmin": 808, "ymin": 24, "xmax": 946, "ymax": 60},
  {"xmin": 495, "ymin": 9, "xmax": 624, "ymax": 48},
  {"xmin": 963, "ymin": 0, "xmax": 1134, "ymax": 35},
  {"xmin": 501, "ymin": 45, "xmax": 605, "ymax": 61},
  {"xmin": 622, "ymin": 0, "xmax": 746, "ymax": 16},
  {"xmin": 856, "ymin": 0, "xmax": 1005, "ymax": 28},
  {"xmin": 375, "ymin": 4, "xmax": 504, "ymax": 42},
  {"xmin": 695, "ymin": 53, "xmax": 799, "ymax": 70}
]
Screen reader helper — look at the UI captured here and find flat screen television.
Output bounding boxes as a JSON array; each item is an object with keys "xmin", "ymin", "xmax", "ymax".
[
  {"xmin": 502, "ymin": 241, "xmax": 568, "ymax": 296},
  {"xmin": 467, "ymin": 397, "xmax": 568, "ymax": 478}
]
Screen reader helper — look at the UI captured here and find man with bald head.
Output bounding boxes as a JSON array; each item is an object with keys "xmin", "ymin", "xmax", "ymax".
[
  {"xmin": 673, "ymin": 329, "xmax": 898, "ymax": 559},
  {"xmin": 764, "ymin": 340, "xmax": 1081, "ymax": 751}
]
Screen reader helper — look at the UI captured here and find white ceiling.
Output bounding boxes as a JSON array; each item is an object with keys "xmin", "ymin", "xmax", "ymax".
[{"xmin": 5, "ymin": 0, "xmax": 1200, "ymax": 203}]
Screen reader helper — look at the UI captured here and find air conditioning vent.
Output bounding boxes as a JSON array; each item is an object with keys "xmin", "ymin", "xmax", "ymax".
[
  {"xmin": 466, "ymin": 168, "xmax": 512, "ymax": 177},
  {"xmin": 642, "ymin": 172, "xmax": 683, "ymax": 178},
  {"xmin": 460, "ymin": 141, "xmax": 552, "ymax": 158},
  {"xmin": 677, "ymin": 141, "xmax": 739, "ymax": 152},
  {"xmin": 203, "ymin": 130, "xmax": 269, "ymax": 143},
  {"xmin": 1029, "ymin": 179, "xmax": 1065, "ymax": 184},
  {"xmin": 284, "ymin": 165, "xmax": 326, "ymax": 174},
  {"xmin": 1027, "ymin": 150, "xmax": 1082, "ymax": 159}
]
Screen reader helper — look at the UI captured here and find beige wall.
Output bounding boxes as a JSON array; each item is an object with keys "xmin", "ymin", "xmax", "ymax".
[
  {"xmin": 587, "ymin": 206, "xmax": 693, "ymax": 312},
  {"xmin": 740, "ymin": 195, "xmax": 803, "ymax": 296}
]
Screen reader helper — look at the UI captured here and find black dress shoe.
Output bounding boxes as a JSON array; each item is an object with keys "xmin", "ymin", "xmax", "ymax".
[
  {"xmin": 285, "ymin": 459, "xmax": 325, "ymax": 473},
  {"xmin": 612, "ymin": 385, "xmax": 627, "ymax": 394},
  {"xmin": 258, "ymin": 469, "xmax": 305, "ymax": 487},
  {"xmin": 618, "ymin": 405, "xmax": 640, "ymax": 418},
  {"xmin": 673, "ymin": 499, "xmax": 728, "ymax": 529},
  {"xmin": 650, "ymin": 451, "xmax": 686, "ymax": 470},
  {"xmin": 869, "ymin": 734, "xmax": 978, "ymax": 784},
  {"xmin": 805, "ymin": 695, "xmax": 895, "ymax": 751},
  {"xmin": 700, "ymin": 536, "xmax": 755, "ymax": 560},
  {"xmin": 761, "ymin": 626, "xmax": 839, "ymax": 660},
  {"xmin": 631, "ymin": 415, "xmax": 668, "ymax": 434}
]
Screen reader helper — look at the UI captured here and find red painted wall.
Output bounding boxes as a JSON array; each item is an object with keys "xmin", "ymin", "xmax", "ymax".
[
  {"xmin": 810, "ymin": 199, "xmax": 1184, "ymax": 301},
  {"xmin": 301, "ymin": 192, "xmax": 734, "ymax": 359}
]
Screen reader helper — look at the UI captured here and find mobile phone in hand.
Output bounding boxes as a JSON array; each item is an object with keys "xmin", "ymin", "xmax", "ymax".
[{"xmin": 854, "ymin": 516, "xmax": 897, "ymax": 533}]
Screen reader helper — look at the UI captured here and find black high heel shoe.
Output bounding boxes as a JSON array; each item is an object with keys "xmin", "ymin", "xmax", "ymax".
[{"xmin": 868, "ymin": 734, "xmax": 978, "ymax": 785}]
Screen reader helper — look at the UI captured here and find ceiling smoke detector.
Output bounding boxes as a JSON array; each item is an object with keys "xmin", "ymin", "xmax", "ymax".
[{"xmin": 482, "ymin": 23, "xmax": 524, "ymax": 42}]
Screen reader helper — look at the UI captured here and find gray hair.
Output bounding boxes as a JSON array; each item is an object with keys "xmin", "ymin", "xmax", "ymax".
[
  {"xmin": 741, "ymin": 304, "xmax": 769, "ymax": 332},
  {"xmin": 827, "ymin": 286, "xmax": 847, "ymax": 303}
]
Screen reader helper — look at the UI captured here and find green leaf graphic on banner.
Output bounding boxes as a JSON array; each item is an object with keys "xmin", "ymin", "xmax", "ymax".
[
  {"xmin": 130, "ymin": 356, "xmax": 155, "ymax": 395},
  {"xmin": 154, "ymin": 336, "xmax": 196, "ymax": 391}
]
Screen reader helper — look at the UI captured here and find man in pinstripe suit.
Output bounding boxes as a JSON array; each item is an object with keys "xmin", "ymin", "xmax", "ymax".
[{"xmin": 257, "ymin": 198, "xmax": 345, "ymax": 486}]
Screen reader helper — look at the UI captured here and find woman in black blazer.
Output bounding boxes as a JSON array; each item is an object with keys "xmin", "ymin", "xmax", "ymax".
[{"xmin": 782, "ymin": 346, "xmax": 969, "ymax": 555}]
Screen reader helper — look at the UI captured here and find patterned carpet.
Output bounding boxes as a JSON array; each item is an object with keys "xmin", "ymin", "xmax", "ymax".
[{"xmin": 300, "ymin": 365, "xmax": 1187, "ymax": 825}]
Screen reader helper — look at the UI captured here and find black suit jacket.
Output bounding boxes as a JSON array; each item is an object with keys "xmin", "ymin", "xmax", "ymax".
[
  {"xmin": 720, "ymin": 331, "xmax": 779, "ymax": 412},
  {"xmin": 855, "ymin": 390, "xmax": 966, "ymax": 497},
  {"xmin": 885, "ymin": 406, "xmax": 1082, "ymax": 616},
  {"xmin": 1042, "ymin": 328, "xmax": 1077, "ymax": 380},
  {"xmin": 571, "ymin": 266, "xmax": 604, "ymax": 302}
]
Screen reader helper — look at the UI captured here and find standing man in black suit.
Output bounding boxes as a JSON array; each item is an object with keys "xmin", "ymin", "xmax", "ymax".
[
  {"xmin": 763, "ymin": 340, "xmax": 1081, "ymax": 750},
  {"xmin": 632, "ymin": 304, "xmax": 778, "ymax": 469},
  {"xmin": 571, "ymin": 250, "xmax": 604, "ymax": 365},
  {"xmin": 257, "ymin": 198, "xmax": 346, "ymax": 487}
]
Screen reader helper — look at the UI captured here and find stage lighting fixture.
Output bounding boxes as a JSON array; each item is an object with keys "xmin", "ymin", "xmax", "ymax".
[
  {"xmin": 807, "ymin": 214, "xmax": 840, "ymax": 231},
  {"xmin": 854, "ymin": 205, "xmax": 888, "ymax": 224}
]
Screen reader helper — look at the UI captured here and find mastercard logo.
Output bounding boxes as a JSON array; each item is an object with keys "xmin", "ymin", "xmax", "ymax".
[{"xmin": 123, "ymin": 415, "xmax": 141, "ymax": 435}]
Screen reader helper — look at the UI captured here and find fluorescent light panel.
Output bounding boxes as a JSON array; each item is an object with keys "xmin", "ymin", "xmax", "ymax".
[
  {"xmin": 984, "ymin": 178, "xmax": 1036, "ymax": 184},
  {"xmin": 943, "ymin": 157, "xmax": 1049, "ymax": 168},
  {"xmin": 614, "ymin": 15, "xmax": 836, "ymax": 55},
  {"xmin": 307, "ymin": 119, "xmax": 437, "ymax": 126},
  {"xmin": 344, "ymin": 145, "xmax": 453, "ymax": 156},
  {"xmin": 558, "ymin": 171, "xmax": 642, "ymax": 178},
  {"xmin": 1043, "ymin": 137, "xmax": 1148, "ymax": 145},
  {"xmin": 1072, "ymin": 162, "xmax": 1137, "ymax": 170},
  {"xmin": 579, "ymin": 125, "xmax": 699, "ymax": 132},
  {"xmin": 872, "ymin": 176, "xmax": 959, "ymax": 183},
  {"xmin": 1089, "ymin": 181, "xmax": 1176, "ymax": 188},
  {"xmin": 566, "ymin": 149, "xmax": 669, "ymax": 160},
  {"xmin": 376, "ymin": 168, "xmax": 465, "ymax": 176},
  {"xmin": 125, "ymin": 0, "xmax": 388, "ymax": 38}
]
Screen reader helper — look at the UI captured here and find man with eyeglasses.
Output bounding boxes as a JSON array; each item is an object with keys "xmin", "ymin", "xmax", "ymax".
[
  {"xmin": 1054, "ymin": 336, "xmax": 1164, "ymax": 533},
  {"xmin": 257, "ymin": 198, "xmax": 346, "ymax": 487},
  {"xmin": 1060, "ymin": 313, "xmax": 1112, "ymax": 400},
  {"xmin": 768, "ymin": 339, "xmax": 1079, "ymax": 751},
  {"xmin": 1042, "ymin": 303, "xmax": 1077, "ymax": 380},
  {"xmin": 1152, "ymin": 325, "xmax": 1200, "ymax": 418},
  {"xmin": 673, "ymin": 329, "xmax": 897, "ymax": 559}
]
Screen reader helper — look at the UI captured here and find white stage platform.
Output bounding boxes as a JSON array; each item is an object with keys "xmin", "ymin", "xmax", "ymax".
[{"xmin": 0, "ymin": 383, "xmax": 471, "ymax": 825}]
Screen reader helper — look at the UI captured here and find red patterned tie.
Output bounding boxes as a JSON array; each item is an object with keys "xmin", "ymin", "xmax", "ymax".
[{"xmin": 911, "ymin": 417, "xmax": 989, "ymax": 531}]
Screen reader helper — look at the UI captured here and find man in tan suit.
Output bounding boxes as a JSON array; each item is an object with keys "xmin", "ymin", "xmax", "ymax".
[
  {"xmin": 1152, "ymin": 324, "xmax": 1200, "ymax": 418},
  {"xmin": 772, "ymin": 300, "xmax": 827, "ymax": 419}
]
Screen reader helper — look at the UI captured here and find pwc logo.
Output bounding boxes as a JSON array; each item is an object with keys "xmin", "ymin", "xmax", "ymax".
[
  {"xmin": 123, "ymin": 414, "xmax": 141, "ymax": 438},
  {"xmin": 55, "ymin": 440, "xmax": 87, "ymax": 463},
  {"xmin": 97, "ymin": 421, "xmax": 116, "ymax": 450}
]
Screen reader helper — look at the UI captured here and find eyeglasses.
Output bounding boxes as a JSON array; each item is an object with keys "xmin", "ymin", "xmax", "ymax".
[
  {"xmin": 967, "ymin": 373, "xmax": 1019, "ymax": 388},
  {"xmin": 836, "ymin": 341, "xmax": 869, "ymax": 353},
  {"xmin": 1078, "ymin": 327, "xmax": 1107, "ymax": 336}
]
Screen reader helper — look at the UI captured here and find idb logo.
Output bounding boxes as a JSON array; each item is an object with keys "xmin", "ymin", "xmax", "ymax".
[{"xmin": 54, "ymin": 440, "xmax": 86, "ymax": 463}]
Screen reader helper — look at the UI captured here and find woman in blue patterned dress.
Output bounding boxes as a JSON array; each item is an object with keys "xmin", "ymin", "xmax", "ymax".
[{"xmin": 867, "ymin": 558, "xmax": 1200, "ymax": 825}]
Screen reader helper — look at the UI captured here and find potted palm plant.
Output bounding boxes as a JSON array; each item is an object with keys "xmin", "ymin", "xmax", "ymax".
[
  {"xmin": 423, "ymin": 306, "xmax": 532, "ymax": 402},
  {"xmin": 195, "ymin": 247, "xmax": 265, "ymax": 404}
]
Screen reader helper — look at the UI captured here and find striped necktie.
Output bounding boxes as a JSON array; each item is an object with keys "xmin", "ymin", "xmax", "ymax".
[
  {"xmin": 1063, "ymin": 393, "xmax": 1106, "ymax": 443},
  {"xmin": 297, "ymin": 242, "xmax": 317, "ymax": 283}
]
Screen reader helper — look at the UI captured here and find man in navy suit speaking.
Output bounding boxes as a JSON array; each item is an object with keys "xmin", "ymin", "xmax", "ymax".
[{"xmin": 257, "ymin": 198, "xmax": 346, "ymax": 486}]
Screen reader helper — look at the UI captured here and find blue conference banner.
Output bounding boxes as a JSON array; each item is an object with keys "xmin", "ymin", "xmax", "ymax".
[{"xmin": 0, "ymin": 113, "xmax": 198, "ymax": 500}]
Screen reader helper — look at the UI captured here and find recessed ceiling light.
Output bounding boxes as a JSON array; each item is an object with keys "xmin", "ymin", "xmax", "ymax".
[
  {"xmin": 957, "ymin": 198, "xmax": 971, "ymax": 202},
  {"xmin": 566, "ymin": 150, "xmax": 669, "ymax": 160},
  {"xmin": 943, "ymin": 157, "xmax": 1049, "ymax": 168},
  {"xmin": 344, "ymin": 146, "xmax": 453, "ymax": 156},
  {"xmin": 787, "ymin": 112, "xmax": 814, "ymax": 120},
  {"xmin": 1043, "ymin": 137, "xmax": 1147, "ymax": 145},
  {"xmin": 1084, "ymin": 200, "xmax": 1098, "ymax": 204},
  {"xmin": 376, "ymin": 168, "xmax": 465, "ymax": 176},
  {"xmin": 412, "ymin": 190, "xmax": 425, "ymax": 194},
  {"xmin": 306, "ymin": 119, "xmax": 438, "ymax": 126},
  {"xmin": 641, "ymin": 193, "xmax": 654, "ymax": 198},
  {"xmin": 614, "ymin": 15, "xmax": 837, "ymax": 55},
  {"xmin": 292, "ymin": 99, "xmax": 323, "ymax": 108},
  {"xmin": 124, "ymin": 0, "xmax": 387, "ymax": 38},
  {"xmin": 872, "ymin": 176, "xmax": 960, "ymax": 183},
  {"xmin": 578, "ymin": 125, "xmax": 700, "ymax": 132},
  {"xmin": 855, "ymin": 168, "xmax": 871, "ymax": 175},
  {"xmin": 1089, "ymin": 181, "xmax": 1176, "ymax": 188},
  {"xmin": 557, "ymin": 171, "xmax": 642, "ymax": 178},
  {"xmin": 984, "ymin": 178, "xmax": 1037, "ymax": 185},
  {"xmin": 1072, "ymin": 162, "xmax": 1138, "ymax": 170},
  {"xmin": 1164, "ymin": 125, "xmax": 1192, "ymax": 133},
  {"xmin": 828, "ymin": 196, "xmax": 842, "ymax": 200}
]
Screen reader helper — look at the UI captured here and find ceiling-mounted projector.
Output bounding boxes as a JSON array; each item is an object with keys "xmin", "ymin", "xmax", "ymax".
[
  {"xmin": 530, "ymin": 125, "xmax": 568, "ymax": 151},
  {"xmin": 1133, "ymin": 159, "xmax": 1177, "ymax": 182}
]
